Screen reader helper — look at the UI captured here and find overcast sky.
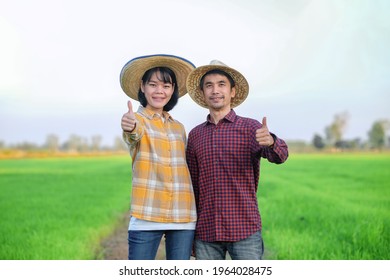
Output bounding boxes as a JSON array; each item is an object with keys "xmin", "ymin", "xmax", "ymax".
[{"xmin": 1, "ymin": 0, "xmax": 389, "ymax": 146}]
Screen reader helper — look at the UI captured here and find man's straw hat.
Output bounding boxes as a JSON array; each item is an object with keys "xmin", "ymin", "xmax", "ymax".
[
  {"xmin": 120, "ymin": 54, "xmax": 195, "ymax": 100},
  {"xmin": 186, "ymin": 60, "xmax": 249, "ymax": 108}
]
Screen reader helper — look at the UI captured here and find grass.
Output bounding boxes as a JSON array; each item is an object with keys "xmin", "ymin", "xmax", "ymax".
[
  {"xmin": 258, "ymin": 153, "xmax": 390, "ymax": 260},
  {"xmin": 0, "ymin": 153, "xmax": 389, "ymax": 259},
  {"xmin": 0, "ymin": 155, "xmax": 132, "ymax": 259}
]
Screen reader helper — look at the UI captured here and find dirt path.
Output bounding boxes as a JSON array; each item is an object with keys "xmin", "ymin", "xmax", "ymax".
[
  {"xmin": 100, "ymin": 214, "xmax": 128, "ymax": 260},
  {"xmin": 100, "ymin": 213, "xmax": 165, "ymax": 260}
]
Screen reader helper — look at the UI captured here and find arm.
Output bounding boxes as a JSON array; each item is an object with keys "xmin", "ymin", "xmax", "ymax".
[
  {"xmin": 186, "ymin": 133, "xmax": 199, "ymax": 207},
  {"xmin": 255, "ymin": 117, "xmax": 288, "ymax": 164},
  {"xmin": 260, "ymin": 133, "xmax": 289, "ymax": 163}
]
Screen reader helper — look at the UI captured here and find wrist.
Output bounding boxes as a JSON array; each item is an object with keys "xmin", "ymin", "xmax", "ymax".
[{"xmin": 269, "ymin": 135, "xmax": 276, "ymax": 148}]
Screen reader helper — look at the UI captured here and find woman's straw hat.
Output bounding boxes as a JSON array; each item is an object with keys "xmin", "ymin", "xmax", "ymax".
[
  {"xmin": 186, "ymin": 60, "xmax": 249, "ymax": 108},
  {"xmin": 120, "ymin": 54, "xmax": 195, "ymax": 100}
]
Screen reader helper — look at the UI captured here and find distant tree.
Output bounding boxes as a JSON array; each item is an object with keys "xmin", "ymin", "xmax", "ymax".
[
  {"xmin": 113, "ymin": 136, "xmax": 127, "ymax": 151},
  {"xmin": 312, "ymin": 134, "xmax": 325, "ymax": 149},
  {"xmin": 368, "ymin": 120, "xmax": 390, "ymax": 149},
  {"xmin": 45, "ymin": 134, "xmax": 59, "ymax": 152},
  {"xmin": 79, "ymin": 137, "xmax": 89, "ymax": 152},
  {"xmin": 63, "ymin": 135, "xmax": 82, "ymax": 152},
  {"xmin": 335, "ymin": 140, "xmax": 351, "ymax": 150},
  {"xmin": 325, "ymin": 111, "xmax": 349, "ymax": 145},
  {"xmin": 350, "ymin": 138, "xmax": 362, "ymax": 149},
  {"xmin": 91, "ymin": 135, "xmax": 102, "ymax": 151},
  {"xmin": 15, "ymin": 142, "xmax": 39, "ymax": 151}
]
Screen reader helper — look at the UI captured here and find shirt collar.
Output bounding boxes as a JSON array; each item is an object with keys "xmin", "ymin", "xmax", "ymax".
[
  {"xmin": 205, "ymin": 109, "xmax": 237, "ymax": 126},
  {"xmin": 137, "ymin": 106, "xmax": 173, "ymax": 121}
]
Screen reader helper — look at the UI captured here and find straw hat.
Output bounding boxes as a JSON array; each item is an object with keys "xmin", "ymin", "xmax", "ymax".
[
  {"xmin": 186, "ymin": 60, "xmax": 249, "ymax": 108},
  {"xmin": 120, "ymin": 54, "xmax": 195, "ymax": 100}
]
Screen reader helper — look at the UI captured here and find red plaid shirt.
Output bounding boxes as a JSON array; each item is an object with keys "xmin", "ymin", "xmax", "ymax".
[{"xmin": 186, "ymin": 110, "xmax": 288, "ymax": 242}]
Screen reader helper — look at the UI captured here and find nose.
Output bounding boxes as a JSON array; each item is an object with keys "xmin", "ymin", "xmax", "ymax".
[
  {"xmin": 211, "ymin": 85, "xmax": 219, "ymax": 94},
  {"xmin": 156, "ymin": 85, "xmax": 164, "ymax": 93}
]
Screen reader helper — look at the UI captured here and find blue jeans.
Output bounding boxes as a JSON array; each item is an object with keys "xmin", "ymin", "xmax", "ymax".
[
  {"xmin": 195, "ymin": 231, "xmax": 264, "ymax": 260},
  {"xmin": 128, "ymin": 230, "xmax": 195, "ymax": 260}
]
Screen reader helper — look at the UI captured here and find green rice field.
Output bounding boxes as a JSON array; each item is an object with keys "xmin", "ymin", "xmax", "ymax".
[
  {"xmin": 0, "ymin": 153, "xmax": 389, "ymax": 260},
  {"xmin": 258, "ymin": 153, "xmax": 390, "ymax": 260},
  {"xmin": 0, "ymin": 155, "xmax": 132, "ymax": 259}
]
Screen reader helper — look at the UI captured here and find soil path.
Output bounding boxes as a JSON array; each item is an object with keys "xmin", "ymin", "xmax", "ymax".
[
  {"xmin": 100, "ymin": 214, "xmax": 128, "ymax": 260},
  {"xmin": 100, "ymin": 213, "xmax": 165, "ymax": 260}
]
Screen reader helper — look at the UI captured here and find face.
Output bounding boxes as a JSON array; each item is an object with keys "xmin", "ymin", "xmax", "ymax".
[
  {"xmin": 140, "ymin": 71, "xmax": 174, "ymax": 113},
  {"xmin": 201, "ymin": 73, "xmax": 236, "ymax": 111}
]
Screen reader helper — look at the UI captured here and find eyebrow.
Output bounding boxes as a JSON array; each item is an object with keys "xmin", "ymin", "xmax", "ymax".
[
  {"xmin": 148, "ymin": 78, "xmax": 172, "ymax": 84},
  {"xmin": 205, "ymin": 80, "xmax": 227, "ymax": 85}
]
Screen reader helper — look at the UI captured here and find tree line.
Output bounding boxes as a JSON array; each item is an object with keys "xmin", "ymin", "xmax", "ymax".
[
  {"xmin": 0, "ymin": 134, "xmax": 127, "ymax": 153},
  {"xmin": 1, "ymin": 112, "xmax": 389, "ymax": 153},
  {"xmin": 312, "ymin": 112, "xmax": 389, "ymax": 150}
]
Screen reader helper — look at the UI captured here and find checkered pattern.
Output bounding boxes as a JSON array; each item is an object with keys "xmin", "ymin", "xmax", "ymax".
[
  {"xmin": 123, "ymin": 106, "xmax": 197, "ymax": 223},
  {"xmin": 186, "ymin": 110, "xmax": 288, "ymax": 242}
]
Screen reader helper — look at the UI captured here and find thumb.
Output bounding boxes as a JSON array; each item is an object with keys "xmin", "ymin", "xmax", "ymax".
[
  {"xmin": 127, "ymin": 100, "xmax": 134, "ymax": 113},
  {"xmin": 262, "ymin": 116, "xmax": 267, "ymax": 128}
]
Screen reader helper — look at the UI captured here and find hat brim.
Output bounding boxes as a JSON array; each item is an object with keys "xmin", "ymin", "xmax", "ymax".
[
  {"xmin": 186, "ymin": 64, "xmax": 249, "ymax": 108},
  {"xmin": 120, "ymin": 54, "xmax": 195, "ymax": 100}
]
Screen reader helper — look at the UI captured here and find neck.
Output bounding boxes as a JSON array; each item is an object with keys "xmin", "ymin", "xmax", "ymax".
[
  {"xmin": 146, "ymin": 105, "xmax": 163, "ymax": 115},
  {"xmin": 209, "ymin": 107, "xmax": 231, "ymax": 124}
]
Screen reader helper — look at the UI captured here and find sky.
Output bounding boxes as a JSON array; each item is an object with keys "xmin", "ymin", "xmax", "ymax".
[{"xmin": 1, "ymin": 0, "xmax": 389, "ymax": 146}]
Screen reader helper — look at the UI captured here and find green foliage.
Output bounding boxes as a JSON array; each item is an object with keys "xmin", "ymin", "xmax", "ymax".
[
  {"xmin": 258, "ymin": 153, "xmax": 390, "ymax": 260},
  {"xmin": 312, "ymin": 134, "xmax": 325, "ymax": 149},
  {"xmin": 324, "ymin": 111, "xmax": 349, "ymax": 144},
  {"xmin": 368, "ymin": 120, "xmax": 388, "ymax": 149},
  {"xmin": 0, "ymin": 156, "xmax": 132, "ymax": 259}
]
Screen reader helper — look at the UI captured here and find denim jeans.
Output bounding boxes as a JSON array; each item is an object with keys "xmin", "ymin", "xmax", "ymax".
[
  {"xmin": 195, "ymin": 231, "xmax": 264, "ymax": 260},
  {"xmin": 128, "ymin": 230, "xmax": 195, "ymax": 260}
]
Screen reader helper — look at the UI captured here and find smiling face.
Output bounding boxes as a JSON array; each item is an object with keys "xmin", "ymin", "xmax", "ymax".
[
  {"xmin": 140, "ymin": 70, "xmax": 175, "ymax": 114},
  {"xmin": 201, "ymin": 73, "xmax": 236, "ymax": 112}
]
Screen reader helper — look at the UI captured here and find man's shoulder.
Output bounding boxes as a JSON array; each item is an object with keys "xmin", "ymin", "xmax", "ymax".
[
  {"xmin": 190, "ymin": 121, "xmax": 208, "ymax": 130},
  {"xmin": 189, "ymin": 121, "xmax": 208, "ymax": 135},
  {"xmin": 235, "ymin": 114, "xmax": 261, "ymax": 127}
]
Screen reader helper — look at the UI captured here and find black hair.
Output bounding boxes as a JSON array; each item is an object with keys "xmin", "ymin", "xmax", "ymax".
[
  {"xmin": 138, "ymin": 67, "xmax": 179, "ymax": 112},
  {"xmin": 199, "ymin": 69, "xmax": 235, "ymax": 90}
]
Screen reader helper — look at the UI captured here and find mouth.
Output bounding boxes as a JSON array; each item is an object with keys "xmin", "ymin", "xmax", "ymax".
[
  {"xmin": 209, "ymin": 96, "xmax": 224, "ymax": 102},
  {"xmin": 152, "ymin": 96, "xmax": 166, "ymax": 102}
]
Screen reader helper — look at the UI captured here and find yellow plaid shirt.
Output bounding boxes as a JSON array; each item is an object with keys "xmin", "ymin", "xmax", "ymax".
[{"xmin": 123, "ymin": 106, "xmax": 197, "ymax": 223}]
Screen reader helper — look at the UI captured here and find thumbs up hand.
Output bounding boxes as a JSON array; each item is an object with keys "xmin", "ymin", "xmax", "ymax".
[
  {"xmin": 256, "ymin": 117, "xmax": 275, "ymax": 147},
  {"xmin": 121, "ymin": 100, "xmax": 137, "ymax": 132}
]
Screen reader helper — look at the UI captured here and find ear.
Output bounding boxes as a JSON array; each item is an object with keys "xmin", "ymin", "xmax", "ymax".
[
  {"xmin": 140, "ymin": 80, "xmax": 144, "ymax": 92},
  {"xmin": 231, "ymin": 86, "xmax": 236, "ymax": 98}
]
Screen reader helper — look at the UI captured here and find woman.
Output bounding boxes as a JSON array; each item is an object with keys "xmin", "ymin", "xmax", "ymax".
[{"xmin": 119, "ymin": 54, "xmax": 197, "ymax": 260}]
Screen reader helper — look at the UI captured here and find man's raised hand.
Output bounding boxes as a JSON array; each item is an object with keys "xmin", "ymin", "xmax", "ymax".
[{"xmin": 256, "ymin": 117, "xmax": 275, "ymax": 147}]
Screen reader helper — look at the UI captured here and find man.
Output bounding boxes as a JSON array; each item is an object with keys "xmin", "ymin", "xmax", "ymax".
[{"xmin": 185, "ymin": 60, "xmax": 289, "ymax": 260}]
